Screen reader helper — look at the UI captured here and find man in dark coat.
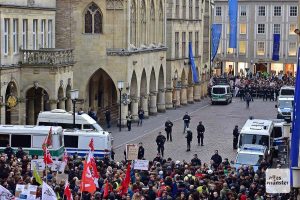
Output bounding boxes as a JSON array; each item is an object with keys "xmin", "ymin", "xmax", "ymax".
[
  {"xmin": 211, "ymin": 150, "xmax": 222, "ymax": 169},
  {"xmin": 156, "ymin": 132, "xmax": 166, "ymax": 157},
  {"xmin": 4, "ymin": 144, "xmax": 14, "ymax": 160},
  {"xmin": 105, "ymin": 109, "xmax": 111, "ymax": 129},
  {"xmin": 197, "ymin": 121, "xmax": 205, "ymax": 146},
  {"xmin": 164, "ymin": 119, "xmax": 174, "ymax": 142},
  {"xmin": 185, "ymin": 128, "xmax": 193, "ymax": 152},
  {"xmin": 138, "ymin": 142, "xmax": 145, "ymax": 159},
  {"xmin": 233, "ymin": 125, "xmax": 239, "ymax": 149}
]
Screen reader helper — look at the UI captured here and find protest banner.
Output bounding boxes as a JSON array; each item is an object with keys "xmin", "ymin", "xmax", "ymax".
[
  {"xmin": 134, "ymin": 160, "xmax": 149, "ymax": 170},
  {"xmin": 126, "ymin": 144, "xmax": 139, "ymax": 161},
  {"xmin": 15, "ymin": 184, "xmax": 38, "ymax": 200},
  {"xmin": 30, "ymin": 159, "xmax": 45, "ymax": 171},
  {"xmin": 266, "ymin": 168, "xmax": 290, "ymax": 193}
]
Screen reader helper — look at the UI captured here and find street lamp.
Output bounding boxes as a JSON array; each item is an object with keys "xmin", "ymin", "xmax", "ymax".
[
  {"xmin": 117, "ymin": 81, "xmax": 124, "ymax": 132},
  {"xmin": 292, "ymin": 167, "xmax": 300, "ymax": 199},
  {"xmin": 70, "ymin": 89, "xmax": 79, "ymax": 129}
]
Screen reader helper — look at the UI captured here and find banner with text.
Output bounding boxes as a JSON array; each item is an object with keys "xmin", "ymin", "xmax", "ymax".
[
  {"xmin": 266, "ymin": 169, "xmax": 290, "ymax": 193},
  {"xmin": 15, "ymin": 184, "xmax": 38, "ymax": 200},
  {"xmin": 134, "ymin": 160, "xmax": 149, "ymax": 171}
]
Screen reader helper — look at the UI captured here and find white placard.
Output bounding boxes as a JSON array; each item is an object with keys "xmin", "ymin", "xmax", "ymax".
[
  {"xmin": 134, "ymin": 160, "xmax": 149, "ymax": 171},
  {"xmin": 30, "ymin": 159, "xmax": 45, "ymax": 171},
  {"xmin": 50, "ymin": 161, "xmax": 66, "ymax": 172},
  {"xmin": 15, "ymin": 184, "xmax": 37, "ymax": 200},
  {"xmin": 126, "ymin": 144, "xmax": 139, "ymax": 161},
  {"xmin": 266, "ymin": 168, "xmax": 290, "ymax": 193}
]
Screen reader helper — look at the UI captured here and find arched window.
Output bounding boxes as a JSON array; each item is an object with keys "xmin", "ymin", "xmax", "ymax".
[
  {"xmin": 140, "ymin": 0, "xmax": 146, "ymax": 45},
  {"xmin": 84, "ymin": 3, "xmax": 103, "ymax": 34},
  {"xmin": 159, "ymin": 0, "xmax": 164, "ymax": 43},
  {"xmin": 130, "ymin": 0, "xmax": 137, "ymax": 45},
  {"xmin": 150, "ymin": 0, "xmax": 155, "ymax": 43}
]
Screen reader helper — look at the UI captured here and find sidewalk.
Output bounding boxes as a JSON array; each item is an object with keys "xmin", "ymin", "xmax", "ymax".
[{"xmin": 106, "ymin": 98, "xmax": 210, "ymax": 149}]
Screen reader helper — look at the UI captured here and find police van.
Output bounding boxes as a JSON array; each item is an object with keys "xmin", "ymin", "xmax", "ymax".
[
  {"xmin": 211, "ymin": 85, "xmax": 232, "ymax": 105},
  {"xmin": 0, "ymin": 125, "xmax": 64, "ymax": 158},
  {"xmin": 279, "ymin": 86, "xmax": 295, "ymax": 97},
  {"xmin": 275, "ymin": 96, "xmax": 294, "ymax": 121},
  {"xmin": 238, "ymin": 119, "xmax": 274, "ymax": 154}
]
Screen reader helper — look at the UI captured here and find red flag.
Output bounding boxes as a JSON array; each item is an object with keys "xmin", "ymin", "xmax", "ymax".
[
  {"xmin": 103, "ymin": 181, "xmax": 112, "ymax": 198},
  {"xmin": 88, "ymin": 138, "xmax": 95, "ymax": 151},
  {"xmin": 87, "ymin": 152, "xmax": 99, "ymax": 179},
  {"xmin": 43, "ymin": 147, "xmax": 53, "ymax": 165},
  {"xmin": 64, "ymin": 180, "xmax": 73, "ymax": 200},
  {"xmin": 42, "ymin": 127, "xmax": 52, "ymax": 150},
  {"xmin": 63, "ymin": 150, "xmax": 69, "ymax": 163},
  {"xmin": 80, "ymin": 160, "xmax": 96, "ymax": 194},
  {"xmin": 120, "ymin": 162, "xmax": 131, "ymax": 195}
]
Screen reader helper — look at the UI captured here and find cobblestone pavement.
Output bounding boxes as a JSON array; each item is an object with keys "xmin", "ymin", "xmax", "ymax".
[{"xmin": 110, "ymin": 98, "xmax": 277, "ymax": 163}]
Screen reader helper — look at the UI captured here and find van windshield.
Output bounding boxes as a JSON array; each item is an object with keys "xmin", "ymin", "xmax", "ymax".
[
  {"xmin": 236, "ymin": 153, "xmax": 263, "ymax": 165},
  {"xmin": 278, "ymin": 100, "xmax": 293, "ymax": 109},
  {"xmin": 212, "ymin": 88, "xmax": 225, "ymax": 94},
  {"xmin": 239, "ymin": 134, "xmax": 269, "ymax": 148},
  {"xmin": 281, "ymin": 89, "xmax": 294, "ymax": 96}
]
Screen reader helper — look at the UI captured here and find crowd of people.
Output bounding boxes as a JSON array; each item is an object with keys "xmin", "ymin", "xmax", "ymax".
[{"xmin": 0, "ymin": 145, "xmax": 292, "ymax": 200}]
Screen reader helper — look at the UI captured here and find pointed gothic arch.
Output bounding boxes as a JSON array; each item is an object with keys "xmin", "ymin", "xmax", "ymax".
[{"xmin": 84, "ymin": 2, "xmax": 103, "ymax": 34}]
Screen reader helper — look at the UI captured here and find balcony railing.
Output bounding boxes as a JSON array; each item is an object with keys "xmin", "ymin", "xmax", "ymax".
[{"xmin": 20, "ymin": 48, "xmax": 75, "ymax": 66}]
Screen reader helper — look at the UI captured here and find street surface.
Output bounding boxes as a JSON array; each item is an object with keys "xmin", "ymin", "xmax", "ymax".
[{"xmin": 110, "ymin": 97, "xmax": 277, "ymax": 164}]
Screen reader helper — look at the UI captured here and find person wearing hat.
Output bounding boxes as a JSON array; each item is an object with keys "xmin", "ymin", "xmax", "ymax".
[{"xmin": 185, "ymin": 128, "xmax": 193, "ymax": 152}]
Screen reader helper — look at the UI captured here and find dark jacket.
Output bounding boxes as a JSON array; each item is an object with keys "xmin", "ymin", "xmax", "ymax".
[
  {"xmin": 138, "ymin": 146, "xmax": 145, "ymax": 159},
  {"xmin": 186, "ymin": 131, "xmax": 193, "ymax": 142},
  {"xmin": 197, "ymin": 124, "xmax": 205, "ymax": 134},
  {"xmin": 233, "ymin": 128, "xmax": 239, "ymax": 138},
  {"xmin": 183, "ymin": 114, "xmax": 191, "ymax": 123},
  {"xmin": 165, "ymin": 121, "xmax": 173, "ymax": 132},
  {"xmin": 156, "ymin": 135, "xmax": 166, "ymax": 147},
  {"xmin": 211, "ymin": 154, "xmax": 222, "ymax": 166}
]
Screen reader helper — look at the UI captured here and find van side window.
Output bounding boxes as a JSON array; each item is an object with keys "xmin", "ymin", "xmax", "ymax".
[
  {"xmin": 83, "ymin": 124, "xmax": 95, "ymax": 130},
  {"xmin": 64, "ymin": 135, "xmax": 78, "ymax": 148},
  {"xmin": 39, "ymin": 122, "xmax": 81, "ymax": 129},
  {"xmin": 272, "ymin": 127, "xmax": 282, "ymax": 138},
  {"xmin": 0, "ymin": 134, "xmax": 9, "ymax": 147},
  {"xmin": 11, "ymin": 135, "xmax": 31, "ymax": 148}
]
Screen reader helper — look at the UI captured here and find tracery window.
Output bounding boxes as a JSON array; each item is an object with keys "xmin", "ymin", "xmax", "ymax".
[
  {"xmin": 150, "ymin": 0, "xmax": 155, "ymax": 43},
  {"xmin": 140, "ymin": 0, "xmax": 146, "ymax": 44},
  {"xmin": 159, "ymin": 0, "xmax": 164, "ymax": 43},
  {"xmin": 130, "ymin": 0, "xmax": 137, "ymax": 45},
  {"xmin": 84, "ymin": 3, "xmax": 103, "ymax": 34}
]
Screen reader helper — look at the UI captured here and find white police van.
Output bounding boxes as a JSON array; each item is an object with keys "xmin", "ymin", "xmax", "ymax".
[
  {"xmin": 279, "ymin": 86, "xmax": 295, "ymax": 97},
  {"xmin": 211, "ymin": 85, "xmax": 232, "ymax": 105},
  {"xmin": 275, "ymin": 96, "xmax": 293, "ymax": 121}
]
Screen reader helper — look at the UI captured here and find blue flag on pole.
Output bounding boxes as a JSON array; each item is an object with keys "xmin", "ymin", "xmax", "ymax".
[
  {"xmin": 228, "ymin": 0, "xmax": 238, "ymax": 48},
  {"xmin": 188, "ymin": 42, "xmax": 199, "ymax": 83},
  {"xmin": 272, "ymin": 34, "xmax": 280, "ymax": 61},
  {"xmin": 211, "ymin": 24, "xmax": 222, "ymax": 62}
]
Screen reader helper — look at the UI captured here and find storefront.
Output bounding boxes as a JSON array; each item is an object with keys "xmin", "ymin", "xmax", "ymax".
[
  {"xmin": 270, "ymin": 63, "xmax": 284, "ymax": 75},
  {"xmin": 237, "ymin": 62, "xmax": 248, "ymax": 77},
  {"xmin": 254, "ymin": 63, "xmax": 267, "ymax": 73},
  {"xmin": 284, "ymin": 63, "xmax": 296, "ymax": 76},
  {"xmin": 225, "ymin": 62, "xmax": 235, "ymax": 75}
]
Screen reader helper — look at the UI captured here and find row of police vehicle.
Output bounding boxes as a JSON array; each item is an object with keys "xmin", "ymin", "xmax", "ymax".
[{"xmin": 0, "ymin": 109, "xmax": 113, "ymax": 159}]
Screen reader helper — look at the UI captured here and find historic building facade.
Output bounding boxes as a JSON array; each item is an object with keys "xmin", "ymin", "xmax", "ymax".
[
  {"xmin": 213, "ymin": 0, "xmax": 298, "ymax": 76},
  {"xmin": 0, "ymin": 0, "xmax": 74, "ymax": 125},
  {"xmin": 165, "ymin": 0, "xmax": 212, "ymax": 108},
  {"xmin": 56, "ymin": 0, "xmax": 167, "ymax": 125}
]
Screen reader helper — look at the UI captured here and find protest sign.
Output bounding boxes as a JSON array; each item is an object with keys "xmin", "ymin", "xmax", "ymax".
[
  {"xmin": 266, "ymin": 168, "xmax": 290, "ymax": 193},
  {"xmin": 30, "ymin": 159, "xmax": 45, "ymax": 171},
  {"xmin": 126, "ymin": 144, "xmax": 139, "ymax": 161},
  {"xmin": 15, "ymin": 184, "xmax": 37, "ymax": 200},
  {"xmin": 134, "ymin": 160, "xmax": 149, "ymax": 170}
]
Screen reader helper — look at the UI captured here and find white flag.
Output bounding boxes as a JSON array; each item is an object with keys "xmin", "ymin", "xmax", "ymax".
[
  {"xmin": 42, "ymin": 181, "xmax": 57, "ymax": 200},
  {"xmin": 0, "ymin": 185, "xmax": 14, "ymax": 200}
]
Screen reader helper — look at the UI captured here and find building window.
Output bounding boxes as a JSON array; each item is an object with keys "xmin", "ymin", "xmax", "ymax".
[
  {"xmin": 289, "ymin": 42, "xmax": 297, "ymax": 56},
  {"xmin": 289, "ymin": 24, "xmax": 297, "ymax": 35},
  {"xmin": 290, "ymin": 6, "xmax": 298, "ymax": 16},
  {"xmin": 22, "ymin": 19, "xmax": 28, "ymax": 49},
  {"xmin": 240, "ymin": 5, "xmax": 247, "ymax": 16},
  {"xmin": 182, "ymin": 32, "xmax": 186, "ymax": 58},
  {"xmin": 195, "ymin": 0, "xmax": 199, "ymax": 19},
  {"xmin": 274, "ymin": 6, "xmax": 281, "ymax": 16},
  {"xmin": 239, "ymin": 41, "xmax": 246, "ymax": 55},
  {"xmin": 189, "ymin": 31, "xmax": 192, "ymax": 42},
  {"xmin": 4, "ymin": 19, "xmax": 9, "ymax": 55},
  {"xmin": 240, "ymin": 24, "xmax": 247, "ymax": 34},
  {"xmin": 195, "ymin": 31, "xmax": 199, "ymax": 56},
  {"xmin": 176, "ymin": 0, "xmax": 180, "ymax": 18},
  {"xmin": 130, "ymin": 0, "xmax": 137, "ymax": 45},
  {"xmin": 258, "ymin": 6, "xmax": 265, "ymax": 16},
  {"xmin": 41, "ymin": 19, "xmax": 46, "ymax": 48},
  {"xmin": 33, "ymin": 19, "xmax": 38, "ymax": 50},
  {"xmin": 13, "ymin": 19, "xmax": 18, "ymax": 54},
  {"xmin": 273, "ymin": 24, "xmax": 280, "ymax": 34},
  {"xmin": 257, "ymin": 41, "xmax": 265, "ymax": 56},
  {"xmin": 84, "ymin": 3, "xmax": 103, "ymax": 34},
  {"xmin": 257, "ymin": 24, "xmax": 265, "ymax": 34},
  {"xmin": 182, "ymin": 0, "xmax": 186, "ymax": 19},
  {"xmin": 189, "ymin": 0, "xmax": 193, "ymax": 19},
  {"xmin": 227, "ymin": 41, "xmax": 233, "ymax": 54},
  {"xmin": 48, "ymin": 20, "xmax": 53, "ymax": 48},
  {"xmin": 175, "ymin": 32, "xmax": 179, "ymax": 58},
  {"xmin": 140, "ymin": 0, "xmax": 147, "ymax": 44},
  {"xmin": 216, "ymin": 6, "xmax": 222, "ymax": 16}
]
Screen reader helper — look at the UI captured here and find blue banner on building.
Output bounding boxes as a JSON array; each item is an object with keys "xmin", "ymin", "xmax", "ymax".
[
  {"xmin": 188, "ymin": 42, "xmax": 199, "ymax": 83},
  {"xmin": 272, "ymin": 34, "xmax": 280, "ymax": 61},
  {"xmin": 211, "ymin": 24, "xmax": 222, "ymax": 62},
  {"xmin": 228, "ymin": 0, "xmax": 238, "ymax": 48}
]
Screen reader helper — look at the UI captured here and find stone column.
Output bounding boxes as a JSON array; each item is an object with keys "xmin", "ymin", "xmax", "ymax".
[
  {"xmin": 187, "ymin": 85, "xmax": 194, "ymax": 104},
  {"xmin": 149, "ymin": 91, "xmax": 157, "ymax": 115},
  {"xmin": 0, "ymin": 104, "xmax": 5, "ymax": 124},
  {"xmin": 121, "ymin": 103, "xmax": 128, "ymax": 126},
  {"xmin": 175, "ymin": 88, "xmax": 181, "ymax": 107},
  {"xmin": 19, "ymin": 102, "xmax": 26, "ymax": 125},
  {"xmin": 200, "ymin": 82, "xmax": 204, "ymax": 98},
  {"xmin": 141, "ymin": 95, "xmax": 149, "ymax": 118},
  {"xmin": 180, "ymin": 85, "xmax": 187, "ymax": 105},
  {"xmin": 165, "ymin": 88, "xmax": 173, "ymax": 109},
  {"xmin": 157, "ymin": 89, "xmax": 166, "ymax": 112},
  {"xmin": 193, "ymin": 83, "xmax": 201, "ymax": 101},
  {"xmin": 49, "ymin": 99, "xmax": 57, "ymax": 110},
  {"xmin": 130, "ymin": 97, "xmax": 139, "ymax": 121},
  {"xmin": 27, "ymin": 99, "xmax": 35, "ymax": 125}
]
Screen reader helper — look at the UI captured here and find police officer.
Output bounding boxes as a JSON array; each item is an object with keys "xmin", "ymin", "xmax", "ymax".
[
  {"xmin": 233, "ymin": 125, "xmax": 239, "ymax": 149},
  {"xmin": 165, "ymin": 119, "xmax": 174, "ymax": 142},
  {"xmin": 185, "ymin": 128, "xmax": 193, "ymax": 152},
  {"xmin": 197, "ymin": 121, "xmax": 205, "ymax": 146},
  {"xmin": 156, "ymin": 132, "xmax": 166, "ymax": 157},
  {"xmin": 183, "ymin": 112, "xmax": 191, "ymax": 133}
]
